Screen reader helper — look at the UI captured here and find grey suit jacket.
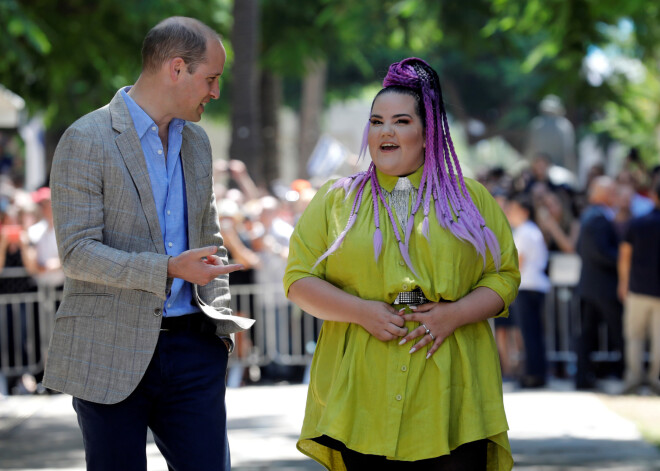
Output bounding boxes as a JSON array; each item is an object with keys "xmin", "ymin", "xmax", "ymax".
[{"xmin": 43, "ymin": 89, "xmax": 254, "ymax": 404}]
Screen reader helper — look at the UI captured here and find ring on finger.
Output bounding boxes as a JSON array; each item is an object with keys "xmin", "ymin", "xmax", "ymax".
[{"xmin": 421, "ymin": 323, "xmax": 435, "ymax": 341}]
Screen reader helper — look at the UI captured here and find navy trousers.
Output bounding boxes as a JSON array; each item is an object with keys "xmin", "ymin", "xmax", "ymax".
[
  {"xmin": 576, "ymin": 296, "xmax": 624, "ymax": 387},
  {"xmin": 73, "ymin": 329, "xmax": 230, "ymax": 471},
  {"xmin": 510, "ymin": 290, "xmax": 547, "ymax": 382}
]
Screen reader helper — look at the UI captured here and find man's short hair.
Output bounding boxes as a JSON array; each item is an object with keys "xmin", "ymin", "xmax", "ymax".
[{"xmin": 141, "ymin": 17, "xmax": 220, "ymax": 74}]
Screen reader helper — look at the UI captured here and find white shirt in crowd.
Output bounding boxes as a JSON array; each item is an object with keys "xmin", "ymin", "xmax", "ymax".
[
  {"xmin": 514, "ymin": 220, "xmax": 551, "ymax": 293},
  {"xmin": 28, "ymin": 219, "xmax": 65, "ymax": 287}
]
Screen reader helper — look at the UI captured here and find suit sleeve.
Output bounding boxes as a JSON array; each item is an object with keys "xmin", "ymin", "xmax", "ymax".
[
  {"xmin": 578, "ymin": 215, "xmax": 618, "ymax": 270},
  {"xmin": 51, "ymin": 125, "xmax": 171, "ymax": 299},
  {"xmin": 194, "ymin": 132, "xmax": 232, "ymax": 314}
]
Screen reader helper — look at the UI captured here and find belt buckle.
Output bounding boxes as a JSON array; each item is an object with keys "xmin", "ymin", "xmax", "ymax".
[{"xmin": 394, "ymin": 288, "xmax": 428, "ymax": 305}]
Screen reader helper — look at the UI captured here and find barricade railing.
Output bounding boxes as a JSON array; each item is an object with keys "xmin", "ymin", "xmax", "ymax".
[
  {"xmin": 227, "ymin": 283, "xmax": 323, "ymax": 368},
  {"xmin": 544, "ymin": 252, "xmax": 621, "ymax": 375},
  {"xmin": 0, "ymin": 259, "xmax": 620, "ymax": 383},
  {"xmin": 545, "ymin": 252, "xmax": 581, "ymax": 369},
  {"xmin": 0, "ymin": 281, "xmax": 61, "ymax": 379}
]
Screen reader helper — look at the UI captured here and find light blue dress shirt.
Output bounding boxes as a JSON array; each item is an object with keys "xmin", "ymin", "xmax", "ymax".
[{"xmin": 121, "ymin": 87, "xmax": 195, "ymax": 317}]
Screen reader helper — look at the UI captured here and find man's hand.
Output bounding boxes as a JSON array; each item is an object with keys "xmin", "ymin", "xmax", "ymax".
[{"xmin": 167, "ymin": 246, "xmax": 243, "ymax": 285}]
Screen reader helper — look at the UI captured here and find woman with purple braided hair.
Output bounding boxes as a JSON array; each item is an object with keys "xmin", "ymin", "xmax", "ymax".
[{"xmin": 285, "ymin": 58, "xmax": 520, "ymax": 470}]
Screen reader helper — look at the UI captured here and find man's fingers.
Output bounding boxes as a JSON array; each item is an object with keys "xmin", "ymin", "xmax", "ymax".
[
  {"xmin": 195, "ymin": 245, "xmax": 219, "ymax": 258},
  {"xmin": 211, "ymin": 263, "xmax": 244, "ymax": 274},
  {"xmin": 196, "ymin": 263, "xmax": 244, "ymax": 286},
  {"xmin": 203, "ymin": 254, "xmax": 223, "ymax": 265}
]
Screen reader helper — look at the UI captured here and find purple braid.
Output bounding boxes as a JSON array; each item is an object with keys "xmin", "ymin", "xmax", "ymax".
[
  {"xmin": 314, "ymin": 57, "xmax": 501, "ymax": 273},
  {"xmin": 370, "ymin": 163, "xmax": 383, "ymax": 261},
  {"xmin": 312, "ymin": 170, "xmax": 371, "ymax": 269}
]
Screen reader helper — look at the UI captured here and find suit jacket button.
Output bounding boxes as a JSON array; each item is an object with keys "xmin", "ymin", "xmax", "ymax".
[{"xmin": 154, "ymin": 308, "xmax": 162, "ymax": 316}]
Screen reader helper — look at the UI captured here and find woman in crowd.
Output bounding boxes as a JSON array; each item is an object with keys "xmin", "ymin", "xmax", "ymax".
[
  {"xmin": 505, "ymin": 193, "xmax": 550, "ymax": 388},
  {"xmin": 284, "ymin": 58, "xmax": 520, "ymax": 470}
]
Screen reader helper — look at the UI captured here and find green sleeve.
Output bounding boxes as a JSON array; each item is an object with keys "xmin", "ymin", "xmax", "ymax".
[
  {"xmin": 283, "ymin": 180, "xmax": 334, "ymax": 296},
  {"xmin": 467, "ymin": 180, "xmax": 521, "ymax": 316}
]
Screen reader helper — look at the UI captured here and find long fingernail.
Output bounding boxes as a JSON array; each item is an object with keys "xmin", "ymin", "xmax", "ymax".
[
  {"xmin": 409, "ymin": 347, "xmax": 416, "ymax": 354},
  {"xmin": 399, "ymin": 338, "xmax": 407, "ymax": 346},
  {"xmin": 408, "ymin": 305, "xmax": 417, "ymax": 310},
  {"xmin": 426, "ymin": 352, "xmax": 431, "ymax": 359}
]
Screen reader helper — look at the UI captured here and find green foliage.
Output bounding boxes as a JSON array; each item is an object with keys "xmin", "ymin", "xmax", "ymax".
[
  {"xmin": 3, "ymin": 0, "xmax": 660, "ymax": 159},
  {"xmin": 592, "ymin": 68, "xmax": 660, "ymax": 164},
  {"xmin": 0, "ymin": 0, "xmax": 232, "ymax": 128},
  {"xmin": 484, "ymin": 0, "xmax": 660, "ymax": 140}
]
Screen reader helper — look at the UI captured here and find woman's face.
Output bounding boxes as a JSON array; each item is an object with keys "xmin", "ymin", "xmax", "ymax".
[{"xmin": 368, "ymin": 92, "xmax": 425, "ymax": 177}]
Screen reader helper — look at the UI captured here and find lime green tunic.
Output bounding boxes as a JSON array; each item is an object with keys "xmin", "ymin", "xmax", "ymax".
[{"xmin": 284, "ymin": 165, "xmax": 520, "ymax": 470}]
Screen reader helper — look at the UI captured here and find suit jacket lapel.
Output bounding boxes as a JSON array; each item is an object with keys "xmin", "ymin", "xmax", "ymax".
[
  {"xmin": 109, "ymin": 90, "xmax": 166, "ymax": 254},
  {"xmin": 181, "ymin": 126, "xmax": 201, "ymax": 249}
]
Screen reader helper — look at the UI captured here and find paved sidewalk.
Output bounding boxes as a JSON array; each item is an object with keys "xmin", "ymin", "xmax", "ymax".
[{"xmin": 1, "ymin": 382, "xmax": 660, "ymax": 470}]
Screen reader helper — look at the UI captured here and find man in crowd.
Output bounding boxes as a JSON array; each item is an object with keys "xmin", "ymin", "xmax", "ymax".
[
  {"xmin": 575, "ymin": 176, "xmax": 624, "ymax": 390},
  {"xmin": 617, "ymin": 179, "xmax": 660, "ymax": 395}
]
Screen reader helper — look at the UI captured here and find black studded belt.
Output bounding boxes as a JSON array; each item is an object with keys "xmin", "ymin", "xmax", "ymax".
[{"xmin": 393, "ymin": 287, "xmax": 429, "ymax": 305}]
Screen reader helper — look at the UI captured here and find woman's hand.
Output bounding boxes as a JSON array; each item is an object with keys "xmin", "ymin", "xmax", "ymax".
[
  {"xmin": 287, "ymin": 278, "xmax": 408, "ymax": 342},
  {"xmin": 357, "ymin": 300, "xmax": 408, "ymax": 342},
  {"xmin": 398, "ymin": 302, "xmax": 460, "ymax": 358},
  {"xmin": 398, "ymin": 287, "xmax": 505, "ymax": 359}
]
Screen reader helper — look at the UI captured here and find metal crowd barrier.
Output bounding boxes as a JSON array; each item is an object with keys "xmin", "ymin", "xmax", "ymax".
[
  {"xmin": 545, "ymin": 252, "xmax": 582, "ymax": 370},
  {"xmin": 0, "ymin": 259, "xmax": 620, "ymax": 385},
  {"xmin": 227, "ymin": 283, "xmax": 323, "ymax": 368},
  {"xmin": 0, "ymin": 275, "xmax": 322, "ymax": 382},
  {"xmin": 0, "ymin": 277, "xmax": 60, "ymax": 380}
]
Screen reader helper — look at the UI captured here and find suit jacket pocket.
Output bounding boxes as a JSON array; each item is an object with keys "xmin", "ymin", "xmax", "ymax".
[{"xmin": 55, "ymin": 293, "xmax": 114, "ymax": 319}]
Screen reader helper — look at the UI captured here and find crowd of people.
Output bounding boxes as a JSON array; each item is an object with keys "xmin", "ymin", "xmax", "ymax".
[
  {"xmin": 480, "ymin": 150, "xmax": 660, "ymax": 394},
  {"xmin": 2, "ymin": 147, "xmax": 659, "ymax": 398},
  {"xmin": 0, "ymin": 177, "xmax": 62, "ymax": 396}
]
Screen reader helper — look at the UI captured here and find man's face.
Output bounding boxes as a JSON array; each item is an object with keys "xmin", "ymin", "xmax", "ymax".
[{"xmin": 177, "ymin": 38, "xmax": 226, "ymax": 122}]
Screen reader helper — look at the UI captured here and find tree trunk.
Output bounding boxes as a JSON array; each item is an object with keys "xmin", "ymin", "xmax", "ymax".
[
  {"xmin": 229, "ymin": 0, "xmax": 263, "ymax": 186},
  {"xmin": 298, "ymin": 59, "xmax": 327, "ymax": 179},
  {"xmin": 260, "ymin": 70, "xmax": 282, "ymax": 189}
]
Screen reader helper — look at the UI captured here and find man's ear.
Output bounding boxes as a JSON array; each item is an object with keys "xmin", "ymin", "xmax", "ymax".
[{"xmin": 169, "ymin": 57, "xmax": 186, "ymax": 81}]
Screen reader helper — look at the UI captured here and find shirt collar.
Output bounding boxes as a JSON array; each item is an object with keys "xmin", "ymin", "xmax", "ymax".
[
  {"xmin": 120, "ymin": 86, "xmax": 185, "ymax": 138},
  {"xmin": 375, "ymin": 163, "xmax": 424, "ymax": 192}
]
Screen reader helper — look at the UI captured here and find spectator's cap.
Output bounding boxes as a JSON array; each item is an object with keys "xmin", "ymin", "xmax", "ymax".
[
  {"xmin": 217, "ymin": 199, "xmax": 240, "ymax": 218},
  {"xmin": 31, "ymin": 186, "xmax": 51, "ymax": 204},
  {"xmin": 291, "ymin": 179, "xmax": 311, "ymax": 193},
  {"xmin": 285, "ymin": 179, "xmax": 312, "ymax": 202}
]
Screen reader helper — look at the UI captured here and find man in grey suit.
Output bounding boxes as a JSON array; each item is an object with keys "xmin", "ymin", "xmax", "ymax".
[{"xmin": 43, "ymin": 16, "xmax": 254, "ymax": 470}]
